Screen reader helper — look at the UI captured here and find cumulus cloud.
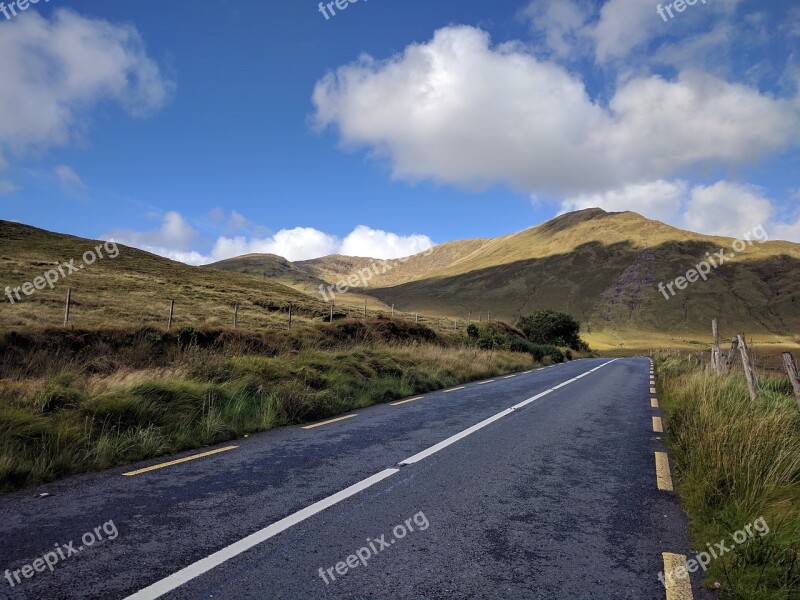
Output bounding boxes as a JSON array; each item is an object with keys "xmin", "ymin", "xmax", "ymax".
[
  {"xmin": 562, "ymin": 180, "xmax": 688, "ymax": 223},
  {"xmin": 681, "ymin": 181, "xmax": 774, "ymax": 238},
  {"xmin": 0, "ymin": 9, "xmax": 174, "ymax": 158},
  {"xmin": 211, "ymin": 227, "xmax": 340, "ymax": 263},
  {"xmin": 561, "ymin": 179, "xmax": 800, "ymax": 242},
  {"xmin": 106, "ymin": 211, "xmax": 201, "ymax": 263},
  {"xmin": 339, "ymin": 225, "xmax": 434, "ymax": 258},
  {"xmin": 591, "ymin": 0, "xmax": 658, "ymax": 62},
  {"xmin": 520, "ymin": 0, "xmax": 592, "ymax": 58},
  {"xmin": 105, "ymin": 212, "xmax": 435, "ymax": 265},
  {"xmin": 312, "ymin": 26, "xmax": 799, "ymax": 197}
]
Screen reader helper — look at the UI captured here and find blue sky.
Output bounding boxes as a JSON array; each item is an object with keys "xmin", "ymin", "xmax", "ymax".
[{"xmin": 0, "ymin": 0, "xmax": 798, "ymax": 263}]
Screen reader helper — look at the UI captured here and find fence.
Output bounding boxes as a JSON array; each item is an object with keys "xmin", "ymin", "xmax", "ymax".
[
  {"xmin": 56, "ymin": 288, "xmax": 505, "ymax": 335},
  {"xmin": 654, "ymin": 318, "xmax": 800, "ymax": 410}
]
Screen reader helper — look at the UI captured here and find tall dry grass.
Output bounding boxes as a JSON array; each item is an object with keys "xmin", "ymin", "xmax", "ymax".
[
  {"xmin": 656, "ymin": 352, "xmax": 800, "ymax": 599},
  {"xmin": 0, "ymin": 321, "xmax": 538, "ymax": 494}
]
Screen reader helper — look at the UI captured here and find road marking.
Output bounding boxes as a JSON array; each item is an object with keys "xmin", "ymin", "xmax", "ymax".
[
  {"xmin": 651, "ymin": 398, "xmax": 659, "ymax": 408},
  {"xmin": 443, "ymin": 386, "xmax": 466, "ymax": 393},
  {"xmin": 650, "ymin": 387, "xmax": 657, "ymax": 394},
  {"xmin": 662, "ymin": 553, "xmax": 694, "ymax": 599},
  {"xmin": 523, "ymin": 370, "xmax": 533, "ymax": 374},
  {"xmin": 125, "ymin": 359, "xmax": 620, "ymax": 599},
  {"xmin": 124, "ymin": 468, "xmax": 399, "ymax": 600},
  {"xmin": 122, "ymin": 446, "xmax": 238, "ymax": 477},
  {"xmin": 502, "ymin": 375, "xmax": 517, "ymax": 379},
  {"xmin": 390, "ymin": 396, "xmax": 424, "ymax": 406},
  {"xmin": 302, "ymin": 414, "xmax": 358, "ymax": 430},
  {"xmin": 401, "ymin": 360, "xmax": 620, "ymax": 466},
  {"xmin": 652, "ymin": 416, "xmax": 664, "ymax": 433},
  {"xmin": 655, "ymin": 452, "xmax": 674, "ymax": 491},
  {"xmin": 477, "ymin": 379, "xmax": 495, "ymax": 385}
]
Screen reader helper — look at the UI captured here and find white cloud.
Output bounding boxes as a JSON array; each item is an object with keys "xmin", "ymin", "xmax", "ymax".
[
  {"xmin": 562, "ymin": 180, "xmax": 687, "ymax": 222},
  {"xmin": 0, "ymin": 9, "xmax": 174, "ymax": 158},
  {"xmin": 54, "ymin": 164, "xmax": 87, "ymax": 196},
  {"xmin": 591, "ymin": 0, "xmax": 657, "ymax": 62},
  {"xmin": 105, "ymin": 213, "xmax": 435, "ymax": 265},
  {"xmin": 211, "ymin": 227, "xmax": 339, "ymax": 263},
  {"xmin": 681, "ymin": 181, "xmax": 774, "ymax": 238},
  {"xmin": 339, "ymin": 225, "xmax": 434, "ymax": 258},
  {"xmin": 561, "ymin": 178, "xmax": 800, "ymax": 241},
  {"xmin": 313, "ymin": 26, "xmax": 799, "ymax": 197},
  {"xmin": 520, "ymin": 0, "xmax": 592, "ymax": 58},
  {"xmin": 106, "ymin": 211, "xmax": 199, "ymax": 262}
]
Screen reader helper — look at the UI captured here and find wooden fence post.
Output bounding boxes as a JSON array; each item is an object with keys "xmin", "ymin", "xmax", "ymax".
[
  {"xmin": 288, "ymin": 305, "xmax": 292, "ymax": 331},
  {"xmin": 233, "ymin": 303, "xmax": 238, "ymax": 329},
  {"xmin": 330, "ymin": 302, "xmax": 334, "ymax": 323},
  {"xmin": 712, "ymin": 318, "xmax": 721, "ymax": 374},
  {"xmin": 723, "ymin": 337, "xmax": 739, "ymax": 373},
  {"xmin": 782, "ymin": 352, "xmax": 800, "ymax": 411},
  {"xmin": 737, "ymin": 334, "xmax": 757, "ymax": 401},
  {"xmin": 391, "ymin": 304, "xmax": 394, "ymax": 318},
  {"xmin": 64, "ymin": 288, "xmax": 72, "ymax": 326},
  {"xmin": 168, "ymin": 300, "xmax": 174, "ymax": 331},
  {"xmin": 364, "ymin": 299, "xmax": 367, "ymax": 319}
]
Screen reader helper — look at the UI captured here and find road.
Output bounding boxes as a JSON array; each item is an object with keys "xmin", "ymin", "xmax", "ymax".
[{"xmin": 0, "ymin": 358, "xmax": 714, "ymax": 599}]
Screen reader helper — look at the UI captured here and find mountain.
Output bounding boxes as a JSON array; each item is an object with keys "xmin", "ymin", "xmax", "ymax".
[
  {"xmin": 5, "ymin": 210, "xmax": 799, "ymax": 350},
  {"xmin": 212, "ymin": 209, "xmax": 800, "ymax": 348}
]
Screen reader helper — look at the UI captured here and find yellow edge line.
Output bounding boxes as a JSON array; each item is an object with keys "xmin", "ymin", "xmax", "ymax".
[
  {"xmin": 443, "ymin": 386, "xmax": 466, "ymax": 393},
  {"xmin": 302, "ymin": 414, "xmax": 358, "ymax": 430},
  {"xmin": 390, "ymin": 396, "xmax": 424, "ymax": 406},
  {"xmin": 652, "ymin": 416, "xmax": 664, "ymax": 433},
  {"xmin": 662, "ymin": 553, "xmax": 694, "ymax": 600},
  {"xmin": 123, "ymin": 446, "xmax": 238, "ymax": 477},
  {"xmin": 651, "ymin": 398, "xmax": 659, "ymax": 408},
  {"xmin": 477, "ymin": 380, "xmax": 495, "ymax": 385},
  {"xmin": 655, "ymin": 451, "xmax": 674, "ymax": 491}
]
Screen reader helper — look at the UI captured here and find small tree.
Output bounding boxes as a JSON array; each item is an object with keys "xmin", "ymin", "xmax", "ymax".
[{"xmin": 515, "ymin": 310, "xmax": 587, "ymax": 351}]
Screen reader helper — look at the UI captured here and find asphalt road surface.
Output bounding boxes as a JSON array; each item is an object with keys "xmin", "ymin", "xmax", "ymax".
[{"xmin": 0, "ymin": 358, "xmax": 716, "ymax": 599}]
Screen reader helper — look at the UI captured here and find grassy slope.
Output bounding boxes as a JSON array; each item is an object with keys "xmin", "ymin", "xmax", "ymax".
[
  {"xmin": 0, "ymin": 320, "xmax": 539, "ymax": 493},
  {"xmin": 655, "ymin": 353, "xmax": 800, "ymax": 599},
  {"xmin": 0, "ymin": 220, "xmax": 353, "ymax": 330}
]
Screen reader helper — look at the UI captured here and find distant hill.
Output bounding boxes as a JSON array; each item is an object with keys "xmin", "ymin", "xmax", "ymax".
[
  {"xmin": 5, "ymin": 210, "xmax": 799, "ymax": 350},
  {"xmin": 211, "ymin": 209, "xmax": 800, "ymax": 348},
  {"xmin": 205, "ymin": 253, "xmax": 326, "ymax": 290},
  {"xmin": 0, "ymin": 221, "xmax": 331, "ymax": 330}
]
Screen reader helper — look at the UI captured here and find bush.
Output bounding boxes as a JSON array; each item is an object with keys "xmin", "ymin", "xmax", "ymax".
[{"xmin": 515, "ymin": 310, "xmax": 588, "ymax": 351}]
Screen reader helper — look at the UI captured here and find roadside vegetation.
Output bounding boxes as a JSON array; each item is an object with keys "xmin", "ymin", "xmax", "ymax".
[
  {"xmin": 655, "ymin": 352, "xmax": 800, "ymax": 599},
  {"xmin": 0, "ymin": 318, "xmax": 544, "ymax": 494}
]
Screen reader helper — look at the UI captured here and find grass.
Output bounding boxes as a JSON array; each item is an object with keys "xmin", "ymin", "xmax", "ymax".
[
  {"xmin": 0, "ymin": 319, "xmax": 541, "ymax": 494},
  {"xmin": 655, "ymin": 352, "xmax": 800, "ymax": 599}
]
